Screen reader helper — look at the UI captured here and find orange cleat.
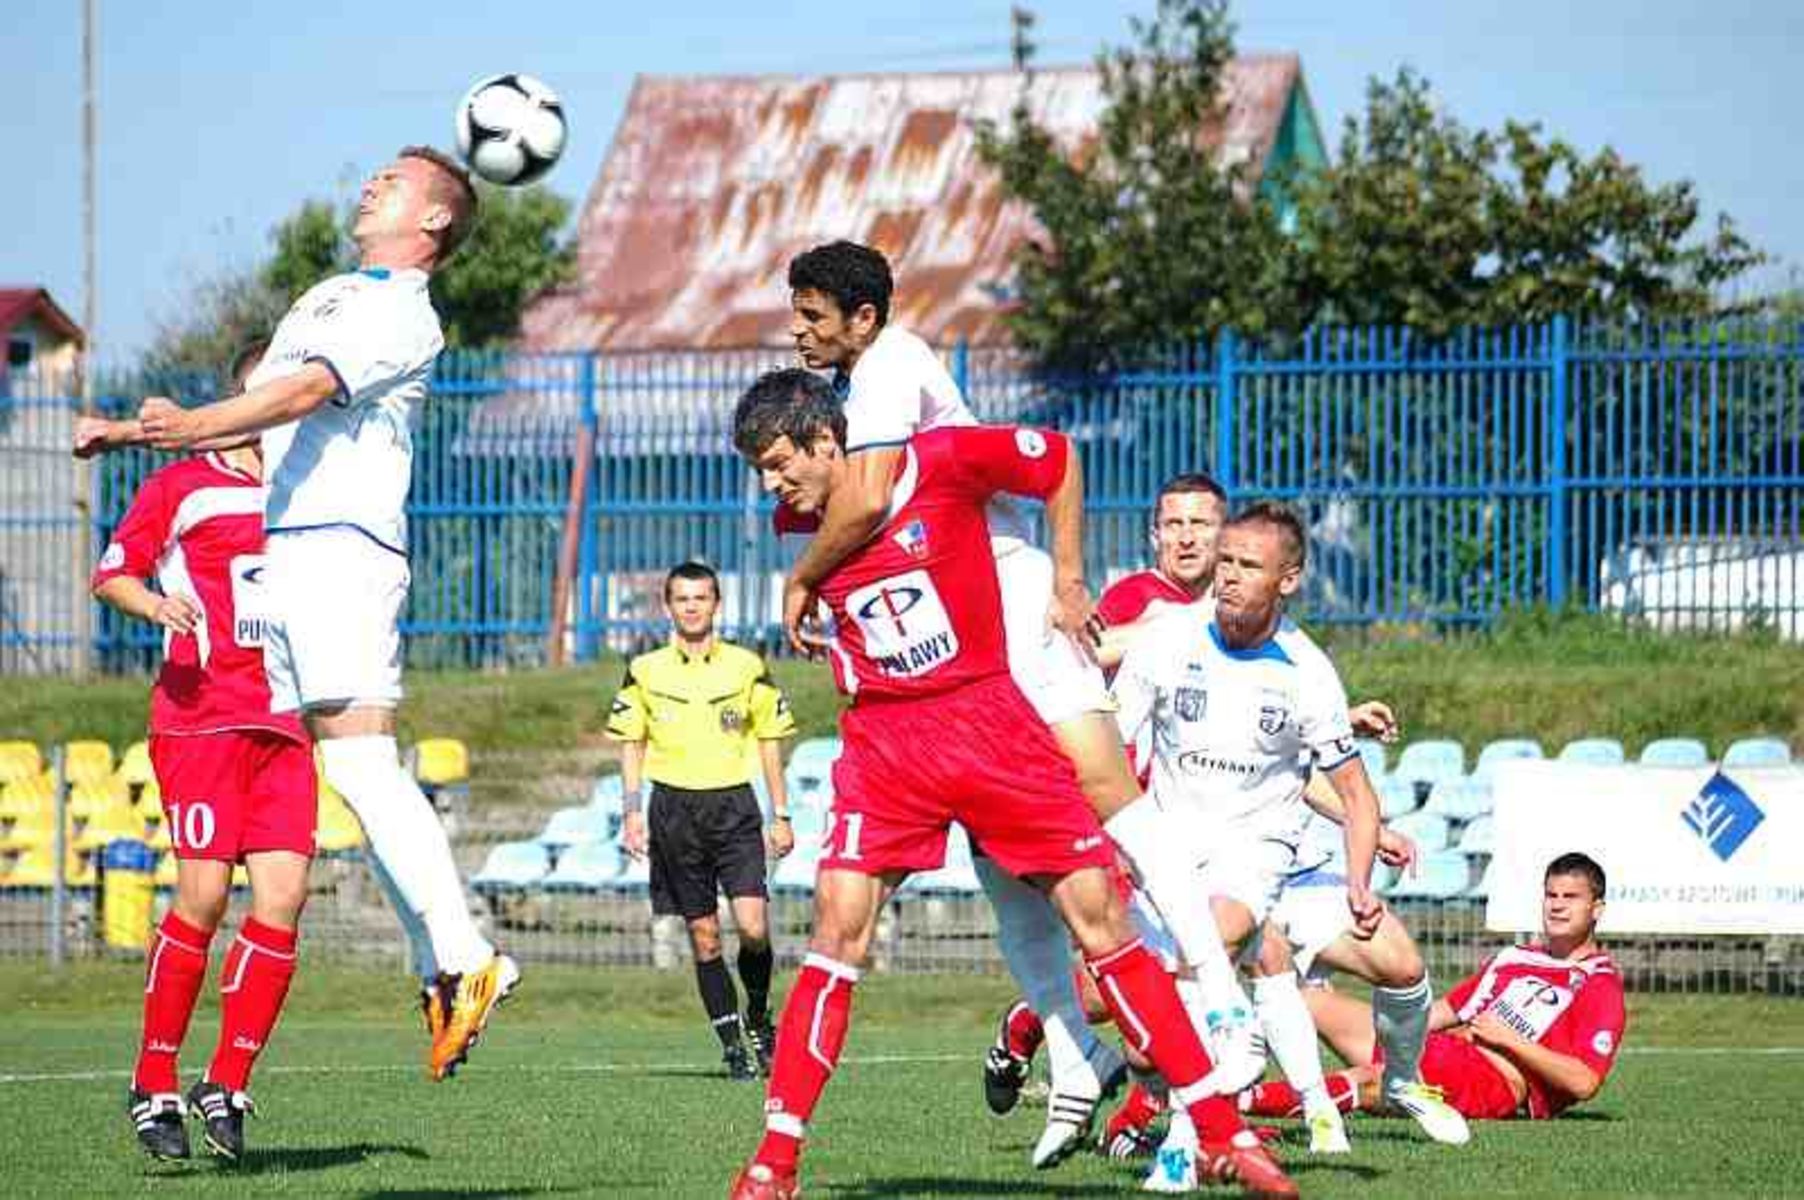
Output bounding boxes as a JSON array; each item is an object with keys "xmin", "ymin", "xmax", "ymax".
[
  {"xmin": 727, "ymin": 1161, "xmax": 799, "ymax": 1200},
  {"xmin": 1201, "ymin": 1132, "xmax": 1299, "ymax": 1200},
  {"xmin": 428, "ymin": 952, "xmax": 520, "ymax": 1081}
]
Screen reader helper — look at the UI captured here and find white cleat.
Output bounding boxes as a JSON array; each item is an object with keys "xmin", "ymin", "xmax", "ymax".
[
  {"xmin": 1141, "ymin": 1141, "xmax": 1200, "ymax": 1194},
  {"xmin": 1201, "ymin": 1008, "xmax": 1266, "ymax": 1095},
  {"xmin": 1385, "ymin": 1080, "xmax": 1471, "ymax": 1145},
  {"xmin": 1031, "ymin": 1090, "xmax": 1099, "ymax": 1169},
  {"xmin": 1308, "ymin": 1107, "xmax": 1351, "ymax": 1154}
]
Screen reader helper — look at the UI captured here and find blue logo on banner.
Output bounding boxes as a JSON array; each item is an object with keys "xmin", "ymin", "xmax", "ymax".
[{"xmin": 1682, "ymin": 772, "xmax": 1765, "ymax": 862}]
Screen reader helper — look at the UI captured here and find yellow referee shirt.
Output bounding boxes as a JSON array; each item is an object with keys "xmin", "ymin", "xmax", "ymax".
[{"xmin": 604, "ymin": 640, "xmax": 796, "ymax": 790}]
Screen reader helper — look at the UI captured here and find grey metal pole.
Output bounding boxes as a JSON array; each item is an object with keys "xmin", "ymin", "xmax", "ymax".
[
  {"xmin": 72, "ymin": 0, "xmax": 99, "ymax": 678},
  {"xmin": 49, "ymin": 746, "xmax": 67, "ymax": 968}
]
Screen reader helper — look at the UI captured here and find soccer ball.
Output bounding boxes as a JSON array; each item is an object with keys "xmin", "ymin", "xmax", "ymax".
[{"xmin": 454, "ymin": 74, "xmax": 567, "ymax": 186}]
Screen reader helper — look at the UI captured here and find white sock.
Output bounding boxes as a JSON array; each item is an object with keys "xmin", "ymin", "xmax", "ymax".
[
  {"xmin": 1374, "ymin": 976, "xmax": 1433, "ymax": 1096},
  {"xmin": 975, "ymin": 855, "xmax": 1102, "ymax": 1092},
  {"xmin": 365, "ymin": 851, "xmax": 438, "ymax": 984},
  {"xmin": 1253, "ymin": 973, "xmax": 1331, "ymax": 1114},
  {"xmin": 320, "ymin": 735, "xmax": 493, "ymax": 975}
]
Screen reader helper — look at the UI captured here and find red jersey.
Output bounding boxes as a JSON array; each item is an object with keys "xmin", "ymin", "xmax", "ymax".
[
  {"xmin": 1097, "ymin": 568, "xmax": 1193, "ymax": 627},
  {"xmin": 819, "ymin": 425, "xmax": 1070, "ymax": 701},
  {"xmin": 1444, "ymin": 943, "xmax": 1627, "ymax": 1118},
  {"xmin": 92, "ymin": 454, "xmax": 304, "ymax": 742}
]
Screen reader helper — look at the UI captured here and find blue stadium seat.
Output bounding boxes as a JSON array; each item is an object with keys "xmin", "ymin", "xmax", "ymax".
[
  {"xmin": 1425, "ymin": 777, "xmax": 1494, "ymax": 822},
  {"xmin": 472, "ymin": 841, "xmax": 552, "ymax": 894},
  {"xmin": 606, "ymin": 853, "xmax": 651, "ymax": 895},
  {"xmin": 1457, "ymin": 814, "xmax": 1495, "ymax": 856},
  {"xmin": 784, "ymin": 737, "xmax": 843, "ymax": 805},
  {"xmin": 1466, "ymin": 859, "xmax": 1497, "ymax": 900},
  {"xmin": 1722, "ymin": 737, "xmax": 1792, "ymax": 769},
  {"xmin": 588, "ymin": 773, "xmax": 626, "ymax": 816},
  {"xmin": 542, "ymin": 841, "xmax": 624, "ymax": 892},
  {"xmin": 1391, "ymin": 740, "xmax": 1465, "ymax": 797},
  {"xmin": 1389, "ymin": 811, "xmax": 1452, "ymax": 854},
  {"xmin": 1557, "ymin": 737, "xmax": 1625, "ymax": 767},
  {"xmin": 1354, "ymin": 738, "xmax": 1388, "ymax": 780},
  {"xmin": 1639, "ymin": 737, "xmax": 1709, "ymax": 769},
  {"xmin": 1384, "ymin": 850, "xmax": 1473, "ymax": 901},
  {"xmin": 1473, "ymin": 738, "xmax": 1544, "ymax": 780},
  {"xmin": 907, "ymin": 826, "xmax": 982, "ymax": 896},
  {"xmin": 1378, "ymin": 775, "xmax": 1422, "ymax": 819},
  {"xmin": 770, "ymin": 840, "xmax": 821, "ymax": 894},
  {"xmin": 537, "ymin": 804, "xmax": 615, "ymax": 849}
]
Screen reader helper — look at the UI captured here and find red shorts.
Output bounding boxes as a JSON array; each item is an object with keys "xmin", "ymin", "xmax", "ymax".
[
  {"xmin": 150, "ymin": 731, "xmax": 318, "ymax": 862},
  {"xmin": 823, "ymin": 674, "xmax": 1113, "ymax": 880},
  {"xmin": 1420, "ymin": 1031, "xmax": 1526, "ymax": 1120}
]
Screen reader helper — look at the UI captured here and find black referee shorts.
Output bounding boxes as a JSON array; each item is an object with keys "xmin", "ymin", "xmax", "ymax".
[{"xmin": 647, "ymin": 782, "xmax": 769, "ymax": 919}]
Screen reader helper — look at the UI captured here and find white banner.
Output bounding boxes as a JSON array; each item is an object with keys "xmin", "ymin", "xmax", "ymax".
[{"xmin": 1487, "ymin": 761, "xmax": 1804, "ymax": 935}]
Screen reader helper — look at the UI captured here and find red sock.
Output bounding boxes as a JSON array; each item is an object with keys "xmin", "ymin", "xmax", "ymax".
[
  {"xmin": 134, "ymin": 912, "xmax": 213, "ymax": 1094},
  {"xmin": 754, "ymin": 954, "xmax": 858, "ymax": 1172},
  {"xmin": 206, "ymin": 918, "xmax": 298, "ymax": 1092},
  {"xmin": 1004, "ymin": 999, "xmax": 1044, "ymax": 1060},
  {"xmin": 1241, "ymin": 1071, "xmax": 1359, "ymax": 1117},
  {"xmin": 1121, "ymin": 1080, "xmax": 1167, "ymax": 1126},
  {"xmin": 1085, "ymin": 938, "xmax": 1246, "ymax": 1145}
]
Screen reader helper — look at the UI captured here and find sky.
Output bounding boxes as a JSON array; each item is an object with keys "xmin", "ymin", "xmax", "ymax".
[{"xmin": 5, "ymin": 0, "xmax": 1799, "ymax": 362}]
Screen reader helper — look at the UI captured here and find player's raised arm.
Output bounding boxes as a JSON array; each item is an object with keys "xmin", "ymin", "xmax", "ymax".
[{"xmin": 783, "ymin": 445, "xmax": 903, "ymax": 649}]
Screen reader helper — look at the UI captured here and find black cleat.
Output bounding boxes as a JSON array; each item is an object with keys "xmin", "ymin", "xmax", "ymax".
[
  {"xmin": 724, "ymin": 1039, "xmax": 760, "ymax": 1082},
  {"xmin": 745, "ymin": 1012, "xmax": 776, "ymax": 1077},
  {"xmin": 187, "ymin": 1079, "xmax": 254, "ymax": 1161},
  {"xmin": 983, "ymin": 1002, "xmax": 1035, "ymax": 1117},
  {"xmin": 128, "ymin": 1089, "xmax": 190, "ymax": 1161}
]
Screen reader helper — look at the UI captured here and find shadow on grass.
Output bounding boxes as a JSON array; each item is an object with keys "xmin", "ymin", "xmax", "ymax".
[
  {"xmin": 822, "ymin": 1180, "xmax": 1130, "ymax": 1197},
  {"xmin": 232, "ymin": 1141, "xmax": 431, "ymax": 1174},
  {"xmin": 356, "ymin": 1189, "xmax": 592, "ymax": 1200}
]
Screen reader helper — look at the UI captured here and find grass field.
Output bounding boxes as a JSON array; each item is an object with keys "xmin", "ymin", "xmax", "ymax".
[{"xmin": 2, "ymin": 961, "xmax": 1800, "ymax": 1198}]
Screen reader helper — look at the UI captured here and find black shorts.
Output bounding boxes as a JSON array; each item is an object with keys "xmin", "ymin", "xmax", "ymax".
[{"xmin": 648, "ymin": 782, "xmax": 769, "ymax": 919}]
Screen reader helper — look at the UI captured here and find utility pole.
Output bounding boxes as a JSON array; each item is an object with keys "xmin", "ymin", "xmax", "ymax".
[{"xmin": 74, "ymin": 0, "xmax": 98, "ymax": 679}]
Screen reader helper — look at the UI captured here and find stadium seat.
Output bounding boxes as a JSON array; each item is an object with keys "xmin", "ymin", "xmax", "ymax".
[
  {"xmin": 1457, "ymin": 814, "xmax": 1496, "ymax": 857},
  {"xmin": 537, "ymin": 804, "xmax": 615, "ymax": 850},
  {"xmin": 0, "ymin": 777, "xmax": 51, "ymax": 822},
  {"xmin": 784, "ymin": 737, "xmax": 843, "ymax": 805},
  {"xmin": 1391, "ymin": 739, "xmax": 1466, "ymax": 797},
  {"xmin": 1, "ymin": 844, "xmax": 83, "ymax": 889},
  {"xmin": 154, "ymin": 850, "xmax": 180, "ymax": 888},
  {"xmin": 908, "ymin": 827, "xmax": 982, "ymax": 896},
  {"xmin": 771, "ymin": 840, "xmax": 821, "ymax": 894},
  {"xmin": 1425, "ymin": 778, "xmax": 1493, "ymax": 822},
  {"xmin": 75, "ymin": 807, "xmax": 144, "ymax": 853},
  {"xmin": 1557, "ymin": 737, "xmax": 1625, "ymax": 767},
  {"xmin": 587, "ymin": 773, "xmax": 626, "ymax": 818},
  {"xmin": 0, "ymin": 807, "xmax": 57, "ymax": 852},
  {"xmin": 0, "ymin": 742, "xmax": 43, "ymax": 785},
  {"xmin": 607, "ymin": 853, "xmax": 651, "ymax": 894},
  {"xmin": 1389, "ymin": 811, "xmax": 1452, "ymax": 854},
  {"xmin": 1474, "ymin": 738, "xmax": 1544, "ymax": 778},
  {"xmin": 471, "ymin": 841, "xmax": 552, "ymax": 894},
  {"xmin": 413, "ymin": 737, "xmax": 470, "ymax": 787},
  {"xmin": 68, "ymin": 779, "xmax": 131, "ymax": 825},
  {"xmin": 116, "ymin": 741, "xmax": 155, "ymax": 791},
  {"xmin": 542, "ymin": 841, "xmax": 625, "ymax": 892},
  {"xmin": 144, "ymin": 819, "xmax": 173, "ymax": 852},
  {"xmin": 1384, "ymin": 850, "xmax": 1472, "ymax": 901},
  {"xmin": 1378, "ymin": 775, "xmax": 1422, "ymax": 819},
  {"xmin": 1639, "ymin": 737, "xmax": 1709, "ymax": 768},
  {"xmin": 1353, "ymin": 737, "xmax": 1388, "ymax": 781},
  {"xmin": 1722, "ymin": 737, "xmax": 1792, "ymax": 769},
  {"xmin": 314, "ymin": 784, "xmax": 365, "ymax": 854},
  {"xmin": 133, "ymin": 780, "xmax": 165, "ymax": 825},
  {"xmin": 1466, "ymin": 859, "xmax": 1497, "ymax": 900},
  {"xmin": 60, "ymin": 740, "xmax": 115, "ymax": 788}
]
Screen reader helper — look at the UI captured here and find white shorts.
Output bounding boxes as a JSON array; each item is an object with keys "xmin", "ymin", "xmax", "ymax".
[
  {"xmin": 263, "ymin": 526, "xmax": 409, "ymax": 713},
  {"xmin": 994, "ymin": 542, "xmax": 1110, "ymax": 727},
  {"xmin": 1270, "ymin": 866, "xmax": 1354, "ymax": 980},
  {"xmin": 1186, "ymin": 828, "xmax": 1298, "ymax": 929}
]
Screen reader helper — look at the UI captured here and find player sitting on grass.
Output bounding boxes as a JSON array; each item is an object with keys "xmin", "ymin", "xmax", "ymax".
[
  {"xmin": 725, "ymin": 369, "xmax": 1296, "ymax": 1200},
  {"xmin": 1239, "ymin": 851, "xmax": 1626, "ymax": 1124}
]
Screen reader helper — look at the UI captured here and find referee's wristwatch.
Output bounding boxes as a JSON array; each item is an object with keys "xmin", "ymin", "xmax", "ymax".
[{"xmin": 771, "ymin": 813, "xmax": 792, "ymax": 823}]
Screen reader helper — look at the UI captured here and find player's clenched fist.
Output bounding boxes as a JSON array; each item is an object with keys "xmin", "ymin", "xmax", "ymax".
[
  {"xmin": 149, "ymin": 594, "xmax": 203, "ymax": 635},
  {"xmin": 138, "ymin": 396, "xmax": 199, "ymax": 450}
]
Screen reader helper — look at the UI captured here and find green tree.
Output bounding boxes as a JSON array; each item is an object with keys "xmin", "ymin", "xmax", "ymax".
[
  {"xmin": 143, "ymin": 184, "xmax": 574, "ymax": 378},
  {"xmin": 975, "ymin": 0, "xmax": 1292, "ymax": 368}
]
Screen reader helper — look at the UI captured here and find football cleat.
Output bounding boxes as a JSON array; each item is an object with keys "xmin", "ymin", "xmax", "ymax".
[
  {"xmin": 982, "ymin": 1002, "xmax": 1034, "ymax": 1116},
  {"xmin": 727, "ymin": 1160, "xmax": 800, "ymax": 1200},
  {"xmin": 128, "ymin": 1088, "xmax": 190, "ymax": 1161},
  {"xmin": 1384, "ymin": 1080, "xmax": 1471, "ymax": 1145},
  {"xmin": 746, "ymin": 1012, "xmax": 776, "ymax": 1077},
  {"xmin": 1032, "ymin": 1087, "xmax": 1104, "ymax": 1168},
  {"xmin": 1199, "ymin": 1131, "xmax": 1300, "ymax": 1199},
  {"xmin": 1141, "ymin": 1142, "xmax": 1198, "ymax": 1193},
  {"xmin": 186, "ymin": 1079, "xmax": 254, "ymax": 1161},
  {"xmin": 421, "ymin": 982, "xmax": 448, "ymax": 1040},
  {"xmin": 429, "ymin": 952, "xmax": 521, "ymax": 1081},
  {"xmin": 1307, "ymin": 1107, "xmax": 1351, "ymax": 1154},
  {"xmin": 724, "ymin": 1040, "xmax": 759, "ymax": 1082},
  {"xmin": 1099, "ymin": 1099, "xmax": 1159, "ymax": 1160}
]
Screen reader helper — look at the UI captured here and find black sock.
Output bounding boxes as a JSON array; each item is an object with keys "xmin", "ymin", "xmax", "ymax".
[
  {"xmin": 695, "ymin": 956, "xmax": 741, "ymax": 1048},
  {"xmin": 738, "ymin": 940, "xmax": 774, "ymax": 1023}
]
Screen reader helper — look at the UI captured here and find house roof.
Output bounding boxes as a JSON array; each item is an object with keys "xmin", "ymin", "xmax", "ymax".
[
  {"xmin": 520, "ymin": 56, "xmax": 1307, "ymax": 353},
  {"xmin": 0, "ymin": 288, "xmax": 84, "ymax": 345}
]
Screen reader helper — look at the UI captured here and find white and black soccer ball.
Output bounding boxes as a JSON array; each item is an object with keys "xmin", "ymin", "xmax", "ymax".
[{"xmin": 454, "ymin": 73, "xmax": 567, "ymax": 186}]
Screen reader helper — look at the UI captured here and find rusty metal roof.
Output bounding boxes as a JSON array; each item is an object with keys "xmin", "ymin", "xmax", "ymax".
[{"xmin": 520, "ymin": 57, "xmax": 1307, "ymax": 352}]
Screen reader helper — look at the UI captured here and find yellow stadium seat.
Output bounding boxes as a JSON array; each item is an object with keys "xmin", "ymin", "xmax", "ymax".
[
  {"xmin": 314, "ymin": 783, "xmax": 365, "ymax": 854},
  {"xmin": 414, "ymin": 737, "xmax": 470, "ymax": 787},
  {"xmin": 117, "ymin": 741, "xmax": 155, "ymax": 790},
  {"xmin": 0, "ymin": 844, "xmax": 84, "ymax": 889},
  {"xmin": 0, "ymin": 807, "xmax": 57, "ymax": 852},
  {"xmin": 69, "ymin": 779, "xmax": 131, "ymax": 822},
  {"xmin": 61, "ymin": 740, "xmax": 116, "ymax": 788},
  {"xmin": 134, "ymin": 780, "xmax": 165, "ymax": 823},
  {"xmin": 0, "ymin": 742, "xmax": 43, "ymax": 785},
  {"xmin": 76, "ymin": 808, "xmax": 145, "ymax": 853},
  {"xmin": 0, "ymin": 779, "xmax": 51, "ymax": 822},
  {"xmin": 143, "ymin": 820, "xmax": 172, "ymax": 852},
  {"xmin": 230, "ymin": 864, "xmax": 249, "ymax": 889},
  {"xmin": 154, "ymin": 851, "xmax": 180, "ymax": 888}
]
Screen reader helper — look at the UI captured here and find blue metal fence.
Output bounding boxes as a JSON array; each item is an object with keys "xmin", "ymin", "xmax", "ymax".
[{"xmin": 1, "ymin": 315, "xmax": 1797, "ymax": 673}]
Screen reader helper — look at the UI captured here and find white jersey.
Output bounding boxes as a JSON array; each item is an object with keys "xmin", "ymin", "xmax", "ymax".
[
  {"xmin": 842, "ymin": 325, "xmax": 1033, "ymax": 547},
  {"xmin": 252, "ymin": 267, "xmax": 444, "ymax": 554},
  {"xmin": 1112, "ymin": 604, "xmax": 1358, "ymax": 847}
]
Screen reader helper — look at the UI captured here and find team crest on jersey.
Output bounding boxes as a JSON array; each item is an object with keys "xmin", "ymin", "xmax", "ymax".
[
  {"xmin": 719, "ymin": 706, "xmax": 745, "ymax": 734},
  {"xmin": 892, "ymin": 519, "xmax": 929, "ymax": 559},
  {"xmin": 1014, "ymin": 429, "xmax": 1048, "ymax": 459},
  {"xmin": 1174, "ymin": 687, "xmax": 1206, "ymax": 722},
  {"xmin": 99, "ymin": 542, "xmax": 125, "ymax": 571},
  {"xmin": 1258, "ymin": 705, "xmax": 1288, "ymax": 735}
]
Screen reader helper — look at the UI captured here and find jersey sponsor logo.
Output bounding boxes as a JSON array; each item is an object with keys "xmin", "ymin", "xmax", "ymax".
[
  {"xmin": 1014, "ymin": 428, "xmax": 1048, "ymax": 459},
  {"xmin": 99, "ymin": 542, "xmax": 125, "ymax": 571},
  {"xmin": 1174, "ymin": 687, "xmax": 1206, "ymax": 722},
  {"xmin": 846, "ymin": 570, "xmax": 960, "ymax": 679},
  {"xmin": 1072, "ymin": 833, "xmax": 1104, "ymax": 853},
  {"xmin": 229, "ymin": 554, "xmax": 270, "ymax": 648},
  {"xmin": 1487, "ymin": 975, "xmax": 1575, "ymax": 1042},
  {"xmin": 891, "ymin": 518, "xmax": 930, "ymax": 559},
  {"xmin": 1176, "ymin": 750, "xmax": 1258, "ymax": 778}
]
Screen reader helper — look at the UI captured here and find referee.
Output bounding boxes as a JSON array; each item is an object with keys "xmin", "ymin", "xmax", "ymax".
[{"xmin": 607, "ymin": 561, "xmax": 797, "ymax": 1080}]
